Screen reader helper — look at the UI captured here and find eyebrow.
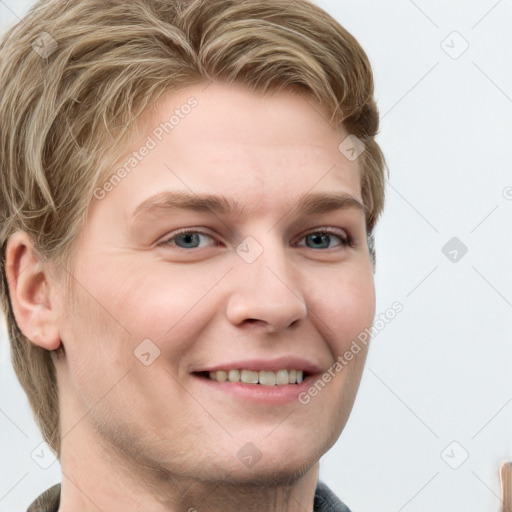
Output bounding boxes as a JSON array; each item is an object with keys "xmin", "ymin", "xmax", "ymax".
[{"xmin": 131, "ymin": 190, "xmax": 366, "ymax": 221}]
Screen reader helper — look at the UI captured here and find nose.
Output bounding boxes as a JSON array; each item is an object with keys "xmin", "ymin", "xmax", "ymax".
[{"xmin": 225, "ymin": 239, "xmax": 308, "ymax": 334}]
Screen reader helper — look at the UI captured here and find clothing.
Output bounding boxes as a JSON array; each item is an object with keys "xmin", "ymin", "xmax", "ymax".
[
  {"xmin": 314, "ymin": 481, "xmax": 352, "ymax": 512},
  {"xmin": 27, "ymin": 480, "xmax": 352, "ymax": 511}
]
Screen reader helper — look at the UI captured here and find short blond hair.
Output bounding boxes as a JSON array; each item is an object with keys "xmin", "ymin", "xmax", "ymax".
[{"xmin": 0, "ymin": 0, "xmax": 387, "ymax": 457}]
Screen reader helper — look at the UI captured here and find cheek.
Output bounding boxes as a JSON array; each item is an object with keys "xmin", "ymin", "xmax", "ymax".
[
  {"xmin": 311, "ymin": 264, "xmax": 375, "ymax": 353},
  {"xmin": 71, "ymin": 261, "xmax": 229, "ymax": 369},
  {"xmin": 57, "ymin": 260, "xmax": 145, "ymax": 374},
  {"xmin": 71, "ymin": 255, "xmax": 197, "ymax": 329},
  {"xmin": 111, "ymin": 266, "xmax": 222, "ymax": 333}
]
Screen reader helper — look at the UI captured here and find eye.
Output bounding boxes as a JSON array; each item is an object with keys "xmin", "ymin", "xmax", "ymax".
[
  {"xmin": 157, "ymin": 227, "xmax": 355, "ymax": 251},
  {"xmin": 157, "ymin": 229, "xmax": 219, "ymax": 249},
  {"xmin": 296, "ymin": 229, "xmax": 354, "ymax": 250}
]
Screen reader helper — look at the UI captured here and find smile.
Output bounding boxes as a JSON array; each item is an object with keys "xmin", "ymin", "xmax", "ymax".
[{"xmin": 205, "ymin": 369, "xmax": 305, "ymax": 385}]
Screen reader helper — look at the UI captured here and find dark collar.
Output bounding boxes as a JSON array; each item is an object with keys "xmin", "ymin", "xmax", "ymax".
[
  {"xmin": 27, "ymin": 480, "xmax": 352, "ymax": 512},
  {"xmin": 314, "ymin": 481, "xmax": 353, "ymax": 512}
]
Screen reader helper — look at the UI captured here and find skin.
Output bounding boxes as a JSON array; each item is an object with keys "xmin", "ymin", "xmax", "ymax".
[{"xmin": 7, "ymin": 81, "xmax": 376, "ymax": 512}]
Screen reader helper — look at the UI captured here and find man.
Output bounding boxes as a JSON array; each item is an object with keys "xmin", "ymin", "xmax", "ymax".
[{"xmin": 0, "ymin": 0, "xmax": 387, "ymax": 510}]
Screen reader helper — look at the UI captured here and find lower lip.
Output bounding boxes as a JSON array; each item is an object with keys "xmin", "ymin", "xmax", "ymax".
[{"xmin": 194, "ymin": 374, "xmax": 315, "ymax": 405}]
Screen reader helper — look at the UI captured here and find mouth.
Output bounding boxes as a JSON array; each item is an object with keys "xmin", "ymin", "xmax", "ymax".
[
  {"xmin": 195, "ymin": 368, "xmax": 308, "ymax": 386},
  {"xmin": 190, "ymin": 357, "xmax": 323, "ymax": 404}
]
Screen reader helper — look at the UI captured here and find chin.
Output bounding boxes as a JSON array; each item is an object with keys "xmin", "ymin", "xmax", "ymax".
[{"xmin": 224, "ymin": 436, "xmax": 329, "ymax": 485}]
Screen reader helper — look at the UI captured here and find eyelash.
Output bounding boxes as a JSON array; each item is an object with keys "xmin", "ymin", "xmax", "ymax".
[{"xmin": 157, "ymin": 227, "xmax": 356, "ymax": 250}]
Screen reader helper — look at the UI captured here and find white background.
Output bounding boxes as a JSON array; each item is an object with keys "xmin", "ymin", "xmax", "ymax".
[{"xmin": 1, "ymin": 0, "xmax": 511, "ymax": 511}]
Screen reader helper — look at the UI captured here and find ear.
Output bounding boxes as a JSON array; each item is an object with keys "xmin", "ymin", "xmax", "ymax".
[{"xmin": 5, "ymin": 231, "xmax": 61, "ymax": 350}]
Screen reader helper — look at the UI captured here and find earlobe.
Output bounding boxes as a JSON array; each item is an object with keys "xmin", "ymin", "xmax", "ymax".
[{"xmin": 5, "ymin": 231, "xmax": 61, "ymax": 351}]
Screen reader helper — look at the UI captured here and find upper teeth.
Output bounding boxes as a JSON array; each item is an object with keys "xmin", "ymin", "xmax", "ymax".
[{"xmin": 208, "ymin": 369, "xmax": 304, "ymax": 385}]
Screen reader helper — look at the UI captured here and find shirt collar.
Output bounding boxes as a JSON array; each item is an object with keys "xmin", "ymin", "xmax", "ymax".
[{"xmin": 27, "ymin": 480, "xmax": 352, "ymax": 512}]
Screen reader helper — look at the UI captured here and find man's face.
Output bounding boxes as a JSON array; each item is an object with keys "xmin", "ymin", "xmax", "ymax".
[{"xmin": 54, "ymin": 82, "xmax": 375, "ymax": 483}]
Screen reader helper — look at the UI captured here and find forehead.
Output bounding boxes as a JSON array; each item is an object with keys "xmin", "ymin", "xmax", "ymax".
[
  {"xmin": 127, "ymin": 82, "xmax": 357, "ymax": 171},
  {"xmin": 92, "ymin": 81, "xmax": 364, "ymax": 224}
]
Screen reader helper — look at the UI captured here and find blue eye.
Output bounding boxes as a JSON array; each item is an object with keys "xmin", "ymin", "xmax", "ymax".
[
  {"xmin": 159, "ymin": 230, "xmax": 216, "ymax": 249},
  {"xmin": 298, "ymin": 230, "xmax": 353, "ymax": 250},
  {"xmin": 158, "ymin": 228, "xmax": 354, "ymax": 251}
]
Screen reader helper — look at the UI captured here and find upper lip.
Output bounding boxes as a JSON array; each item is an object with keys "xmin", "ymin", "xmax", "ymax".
[{"xmin": 192, "ymin": 356, "xmax": 323, "ymax": 374}]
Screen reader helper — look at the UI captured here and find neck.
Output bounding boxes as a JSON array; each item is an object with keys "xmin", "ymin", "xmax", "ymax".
[
  {"xmin": 57, "ymin": 443, "xmax": 320, "ymax": 512},
  {"xmin": 55, "ymin": 364, "xmax": 321, "ymax": 512},
  {"xmin": 57, "ymin": 419, "xmax": 320, "ymax": 512}
]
